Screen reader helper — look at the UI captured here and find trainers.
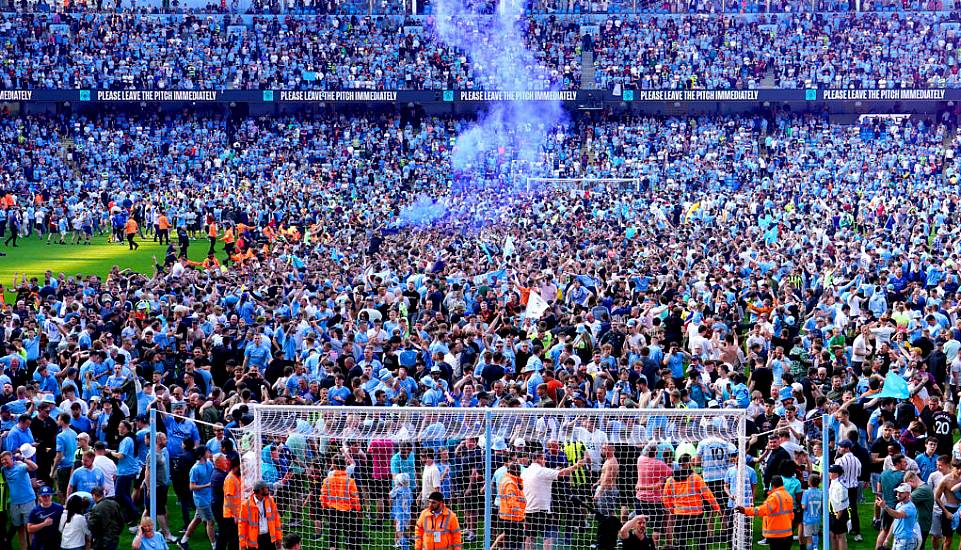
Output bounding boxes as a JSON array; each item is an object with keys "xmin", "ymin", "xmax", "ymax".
[
  {"xmin": 166, "ymin": 535, "xmax": 178, "ymax": 543},
  {"xmin": 177, "ymin": 540, "xmax": 190, "ymax": 550},
  {"xmin": 872, "ymin": 518, "xmax": 882, "ymax": 531},
  {"xmin": 854, "ymin": 534, "xmax": 864, "ymax": 542},
  {"xmin": 758, "ymin": 539, "xmax": 769, "ymax": 546}
]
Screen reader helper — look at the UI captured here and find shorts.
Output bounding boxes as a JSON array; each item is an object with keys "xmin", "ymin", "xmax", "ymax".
[
  {"xmin": 932, "ymin": 509, "xmax": 943, "ymax": 537},
  {"xmin": 893, "ymin": 538, "xmax": 920, "ymax": 550},
  {"xmin": 944, "ymin": 505, "xmax": 961, "ymax": 536},
  {"xmin": 830, "ymin": 508, "xmax": 849, "ymax": 535},
  {"xmin": 637, "ymin": 500, "xmax": 666, "ymax": 532},
  {"xmin": 525, "ymin": 511, "xmax": 554, "ymax": 540},
  {"xmin": 497, "ymin": 518, "xmax": 525, "ymax": 546},
  {"xmin": 10, "ymin": 501, "xmax": 33, "ymax": 526},
  {"xmin": 195, "ymin": 504, "xmax": 214, "ymax": 522},
  {"xmin": 803, "ymin": 523, "xmax": 821, "ymax": 537},
  {"xmin": 152, "ymin": 484, "xmax": 168, "ymax": 515},
  {"xmin": 370, "ymin": 476, "xmax": 391, "ymax": 502},
  {"xmin": 881, "ymin": 512, "xmax": 894, "ymax": 531},
  {"xmin": 595, "ymin": 488, "xmax": 620, "ymax": 517},
  {"xmin": 57, "ymin": 468, "xmax": 72, "ymax": 492}
]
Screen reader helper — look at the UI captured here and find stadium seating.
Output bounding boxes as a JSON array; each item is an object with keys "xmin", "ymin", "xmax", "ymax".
[{"xmin": 0, "ymin": 9, "xmax": 958, "ymax": 90}]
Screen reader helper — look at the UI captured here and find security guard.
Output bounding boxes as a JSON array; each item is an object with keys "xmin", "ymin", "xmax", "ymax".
[
  {"xmin": 219, "ymin": 457, "xmax": 242, "ymax": 550},
  {"xmin": 496, "ymin": 462, "xmax": 526, "ymax": 550},
  {"xmin": 238, "ymin": 481, "xmax": 282, "ymax": 550},
  {"xmin": 663, "ymin": 454, "xmax": 720, "ymax": 550},
  {"xmin": 319, "ymin": 454, "xmax": 360, "ymax": 550},
  {"xmin": 737, "ymin": 475, "xmax": 795, "ymax": 550},
  {"xmin": 415, "ymin": 491, "xmax": 462, "ymax": 550}
]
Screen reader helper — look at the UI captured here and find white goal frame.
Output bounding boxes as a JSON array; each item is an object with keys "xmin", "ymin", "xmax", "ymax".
[
  {"xmin": 524, "ymin": 177, "xmax": 646, "ymax": 193},
  {"xmin": 238, "ymin": 405, "xmax": 751, "ymax": 550}
]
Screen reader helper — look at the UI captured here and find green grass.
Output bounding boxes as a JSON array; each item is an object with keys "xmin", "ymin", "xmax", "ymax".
[{"xmin": 0, "ymin": 231, "xmax": 214, "ymax": 296}]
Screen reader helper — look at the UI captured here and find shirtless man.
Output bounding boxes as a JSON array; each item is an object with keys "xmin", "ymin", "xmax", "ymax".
[
  {"xmin": 930, "ymin": 456, "xmax": 952, "ymax": 550},
  {"xmin": 593, "ymin": 443, "xmax": 621, "ymax": 550},
  {"xmin": 935, "ymin": 458, "xmax": 961, "ymax": 550}
]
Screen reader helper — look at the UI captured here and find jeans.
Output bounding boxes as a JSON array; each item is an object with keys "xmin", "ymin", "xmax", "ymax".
[{"xmin": 116, "ymin": 474, "xmax": 138, "ymax": 523}]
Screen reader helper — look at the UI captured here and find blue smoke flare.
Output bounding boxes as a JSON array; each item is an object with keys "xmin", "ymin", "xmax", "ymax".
[
  {"xmin": 431, "ymin": 0, "xmax": 567, "ymax": 188},
  {"xmin": 398, "ymin": 195, "xmax": 450, "ymax": 227}
]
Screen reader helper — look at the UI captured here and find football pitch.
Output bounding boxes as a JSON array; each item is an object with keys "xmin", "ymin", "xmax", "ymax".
[
  {"xmin": 0, "ymin": 232, "xmax": 212, "ymax": 297},
  {"xmin": 0, "ymin": 232, "xmax": 882, "ymax": 550}
]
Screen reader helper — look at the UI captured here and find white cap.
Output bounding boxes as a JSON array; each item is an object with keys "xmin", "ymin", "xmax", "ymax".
[
  {"xmin": 895, "ymin": 483, "xmax": 912, "ymax": 493},
  {"xmin": 18, "ymin": 443, "xmax": 35, "ymax": 459}
]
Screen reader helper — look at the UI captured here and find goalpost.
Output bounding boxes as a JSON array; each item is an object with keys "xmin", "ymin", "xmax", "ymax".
[
  {"xmin": 524, "ymin": 177, "xmax": 647, "ymax": 193},
  {"xmin": 237, "ymin": 406, "xmax": 751, "ymax": 550}
]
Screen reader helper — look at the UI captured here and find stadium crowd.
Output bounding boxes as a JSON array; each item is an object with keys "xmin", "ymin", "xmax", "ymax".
[
  {"xmin": 0, "ymin": 12, "xmax": 582, "ymax": 90},
  {"xmin": 0, "ymin": 10, "xmax": 960, "ymax": 90},
  {"xmin": 0, "ymin": 106, "xmax": 953, "ymax": 550}
]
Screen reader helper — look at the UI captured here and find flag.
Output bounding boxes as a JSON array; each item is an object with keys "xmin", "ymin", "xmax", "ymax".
[
  {"xmin": 525, "ymin": 291, "xmax": 550, "ymax": 320},
  {"xmin": 473, "ymin": 269, "xmax": 507, "ymax": 286},
  {"xmin": 876, "ymin": 371, "xmax": 910, "ymax": 399},
  {"xmin": 503, "ymin": 236, "xmax": 515, "ymax": 259}
]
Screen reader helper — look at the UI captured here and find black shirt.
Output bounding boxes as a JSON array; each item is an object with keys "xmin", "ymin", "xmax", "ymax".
[
  {"xmin": 622, "ymin": 531, "xmax": 656, "ymax": 550},
  {"xmin": 751, "ymin": 367, "xmax": 774, "ymax": 398},
  {"xmin": 870, "ymin": 436, "xmax": 901, "ymax": 473},
  {"xmin": 925, "ymin": 409, "xmax": 957, "ymax": 456},
  {"xmin": 28, "ymin": 502, "xmax": 64, "ymax": 550}
]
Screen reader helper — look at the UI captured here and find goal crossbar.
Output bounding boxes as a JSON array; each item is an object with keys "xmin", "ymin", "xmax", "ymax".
[{"xmin": 525, "ymin": 177, "xmax": 644, "ymax": 192}]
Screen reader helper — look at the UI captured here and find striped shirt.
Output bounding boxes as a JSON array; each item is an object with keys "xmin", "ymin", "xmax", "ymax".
[{"xmin": 835, "ymin": 452, "xmax": 862, "ymax": 489}]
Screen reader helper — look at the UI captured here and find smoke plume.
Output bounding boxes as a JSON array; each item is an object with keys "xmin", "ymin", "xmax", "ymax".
[{"xmin": 431, "ymin": 0, "xmax": 567, "ymax": 188}]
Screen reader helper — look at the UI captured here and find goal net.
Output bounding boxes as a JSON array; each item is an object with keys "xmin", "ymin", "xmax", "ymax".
[
  {"xmin": 238, "ymin": 406, "xmax": 751, "ymax": 550},
  {"xmin": 524, "ymin": 177, "xmax": 646, "ymax": 193}
]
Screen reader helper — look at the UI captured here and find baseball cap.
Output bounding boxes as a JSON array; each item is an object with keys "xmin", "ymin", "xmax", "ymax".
[
  {"xmin": 895, "ymin": 483, "xmax": 912, "ymax": 493},
  {"xmin": 828, "ymin": 465, "xmax": 844, "ymax": 475},
  {"xmin": 38, "ymin": 485, "xmax": 54, "ymax": 496},
  {"xmin": 838, "ymin": 439, "xmax": 853, "ymax": 449}
]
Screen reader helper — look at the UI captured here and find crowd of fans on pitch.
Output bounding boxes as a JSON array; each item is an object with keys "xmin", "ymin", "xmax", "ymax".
[
  {"xmin": 0, "ymin": 8, "xmax": 960, "ymax": 90},
  {"xmin": 0, "ymin": 107, "xmax": 957, "ymax": 549}
]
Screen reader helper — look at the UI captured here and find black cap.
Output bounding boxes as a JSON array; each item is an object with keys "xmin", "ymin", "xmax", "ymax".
[
  {"xmin": 838, "ymin": 439, "xmax": 853, "ymax": 449},
  {"xmin": 428, "ymin": 491, "xmax": 445, "ymax": 503},
  {"xmin": 828, "ymin": 465, "xmax": 844, "ymax": 474}
]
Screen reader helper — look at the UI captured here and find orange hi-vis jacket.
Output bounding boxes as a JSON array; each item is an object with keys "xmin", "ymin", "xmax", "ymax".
[
  {"xmin": 238, "ymin": 494, "xmax": 282, "ymax": 549},
  {"xmin": 157, "ymin": 215, "xmax": 171, "ymax": 230},
  {"xmin": 415, "ymin": 505, "xmax": 462, "ymax": 550},
  {"xmin": 208, "ymin": 222, "xmax": 218, "ymax": 238},
  {"xmin": 124, "ymin": 219, "xmax": 139, "ymax": 235},
  {"xmin": 223, "ymin": 471, "xmax": 242, "ymax": 519},
  {"xmin": 222, "ymin": 227, "xmax": 235, "ymax": 244},
  {"xmin": 498, "ymin": 473, "xmax": 526, "ymax": 522},
  {"xmin": 662, "ymin": 472, "xmax": 720, "ymax": 515},
  {"xmin": 743, "ymin": 486, "xmax": 795, "ymax": 539},
  {"xmin": 320, "ymin": 469, "xmax": 360, "ymax": 512}
]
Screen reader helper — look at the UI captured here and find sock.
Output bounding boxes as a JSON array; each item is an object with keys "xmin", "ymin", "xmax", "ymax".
[{"xmin": 180, "ymin": 535, "xmax": 189, "ymax": 543}]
